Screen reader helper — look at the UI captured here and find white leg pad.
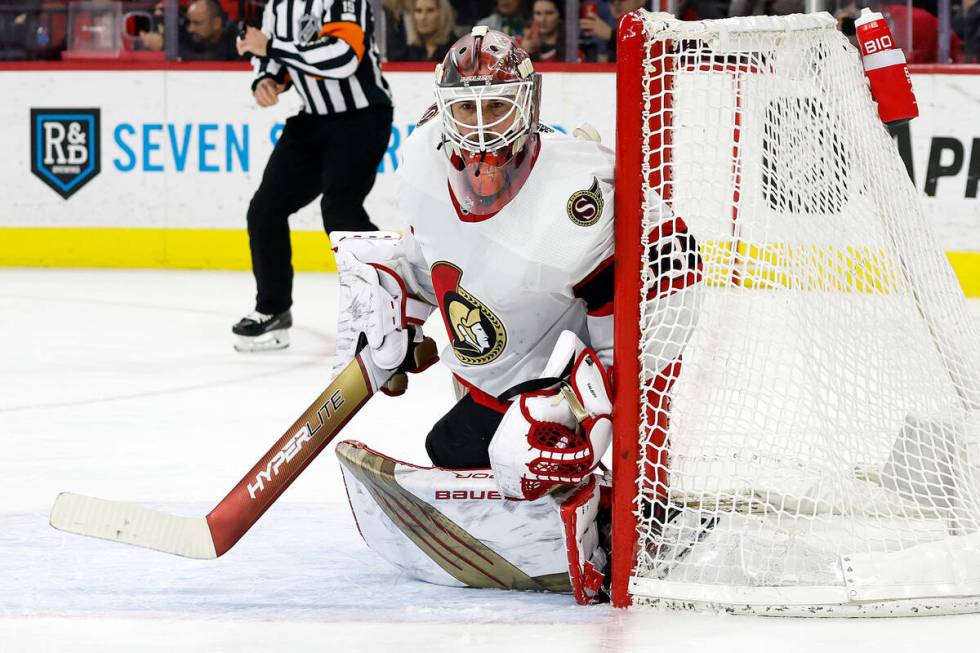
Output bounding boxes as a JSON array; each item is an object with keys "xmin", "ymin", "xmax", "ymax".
[
  {"xmin": 336, "ymin": 440, "xmax": 574, "ymax": 593},
  {"xmin": 558, "ymin": 475, "xmax": 607, "ymax": 604}
]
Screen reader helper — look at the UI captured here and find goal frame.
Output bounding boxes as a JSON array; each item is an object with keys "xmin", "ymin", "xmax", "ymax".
[
  {"xmin": 611, "ymin": 9, "xmax": 752, "ymax": 610},
  {"xmin": 612, "ymin": 9, "xmax": 655, "ymax": 609},
  {"xmin": 609, "ymin": 9, "xmax": 980, "ymax": 613}
]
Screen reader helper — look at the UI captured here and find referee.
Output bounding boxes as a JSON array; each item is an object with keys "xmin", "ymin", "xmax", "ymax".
[{"xmin": 234, "ymin": 0, "xmax": 392, "ymax": 352}]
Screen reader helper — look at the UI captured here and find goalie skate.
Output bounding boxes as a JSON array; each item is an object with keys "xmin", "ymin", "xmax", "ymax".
[{"xmin": 232, "ymin": 310, "xmax": 292, "ymax": 352}]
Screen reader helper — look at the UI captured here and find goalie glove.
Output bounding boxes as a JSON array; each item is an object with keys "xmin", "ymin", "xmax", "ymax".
[
  {"xmin": 332, "ymin": 232, "xmax": 436, "ymax": 395},
  {"xmin": 488, "ymin": 330, "xmax": 613, "ymax": 501}
]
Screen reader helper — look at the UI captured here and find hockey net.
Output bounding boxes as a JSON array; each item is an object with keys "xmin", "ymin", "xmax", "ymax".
[{"xmin": 611, "ymin": 11, "xmax": 980, "ymax": 616}]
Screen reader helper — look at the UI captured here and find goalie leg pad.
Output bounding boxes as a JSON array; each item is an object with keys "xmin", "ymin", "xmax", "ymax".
[
  {"xmin": 336, "ymin": 440, "xmax": 574, "ymax": 593},
  {"xmin": 559, "ymin": 475, "xmax": 608, "ymax": 605}
]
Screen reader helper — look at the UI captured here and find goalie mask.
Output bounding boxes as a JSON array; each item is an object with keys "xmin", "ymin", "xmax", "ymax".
[{"xmin": 435, "ymin": 26, "xmax": 541, "ymax": 216}]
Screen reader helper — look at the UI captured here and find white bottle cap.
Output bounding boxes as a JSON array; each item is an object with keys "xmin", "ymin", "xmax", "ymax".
[{"xmin": 854, "ymin": 7, "xmax": 883, "ymax": 27}]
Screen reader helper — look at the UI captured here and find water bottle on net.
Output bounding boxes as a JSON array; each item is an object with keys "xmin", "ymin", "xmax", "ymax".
[{"xmin": 854, "ymin": 7, "xmax": 919, "ymax": 126}]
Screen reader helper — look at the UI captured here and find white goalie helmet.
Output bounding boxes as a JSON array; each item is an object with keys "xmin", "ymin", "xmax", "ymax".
[{"xmin": 434, "ymin": 26, "xmax": 542, "ymax": 215}]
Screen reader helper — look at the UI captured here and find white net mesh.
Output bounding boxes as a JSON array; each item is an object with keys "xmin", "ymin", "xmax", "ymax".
[{"xmin": 627, "ymin": 11, "xmax": 980, "ymax": 615}]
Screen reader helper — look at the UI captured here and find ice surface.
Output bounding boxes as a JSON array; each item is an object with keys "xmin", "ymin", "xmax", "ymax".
[{"xmin": 2, "ymin": 269, "xmax": 980, "ymax": 652}]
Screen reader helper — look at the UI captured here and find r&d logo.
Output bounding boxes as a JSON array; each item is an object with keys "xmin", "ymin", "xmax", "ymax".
[{"xmin": 30, "ymin": 108, "xmax": 101, "ymax": 199}]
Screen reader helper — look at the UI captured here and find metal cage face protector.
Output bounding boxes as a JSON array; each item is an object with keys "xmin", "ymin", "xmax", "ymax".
[{"xmin": 436, "ymin": 80, "xmax": 536, "ymax": 155}]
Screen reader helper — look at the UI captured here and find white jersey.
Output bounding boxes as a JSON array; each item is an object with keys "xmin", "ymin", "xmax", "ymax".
[{"xmin": 392, "ymin": 117, "xmax": 616, "ymax": 402}]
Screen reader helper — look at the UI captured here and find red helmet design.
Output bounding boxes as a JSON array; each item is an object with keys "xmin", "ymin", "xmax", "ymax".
[{"xmin": 435, "ymin": 26, "xmax": 542, "ymax": 216}]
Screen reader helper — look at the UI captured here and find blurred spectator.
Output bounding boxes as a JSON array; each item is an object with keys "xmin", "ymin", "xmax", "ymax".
[
  {"xmin": 675, "ymin": 0, "xmax": 726, "ymax": 20},
  {"xmin": 577, "ymin": 0, "xmax": 613, "ymax": 62},
  {"xmin": 391, "ymin": 0, "xmax": 456, "ymax": 60},
  {"xmin": 580, "ymin": 0, "xmax": 644, "ymax": 62},
  {"xmin": 836, "ymin": 1, "xmax": 860, "ymax": 49},
  {"xmin": 181, "ymin": 0, "xmax": 237, "ymax": 60},
  {"xmin": 477, "ymin": 0, "xmax": 529, "ymax": 40},
  {"xmin": 382, "ymin": 0, "xmax": 412, "ymax": 60},
  {"xmin": 729, "ymin": 0, "xmax": 803, "ymax": 16},
  {"xmin": 138, "ymin": 1, "xmax": 166, "ymax": 52},
  {"xmin": 880, "ymin": 1, "xmax": 962, "ymax": 62},
  {"xmin": 452, "ymin": 0, "xmax": 496, "ymax": 32},
  {"xmin": 139, "ymin": 0, "xmax": 240, "ymax": 60},
  {"xmin": 0, "ymin": 0, "xmax": 40, "ymax": 59},
  {"xmin": 522, "ymin": 0, "xmax": 563, "ymax": 61},
  {"xmin": 954, "ymin": 0, "xmax": 980, "ymax": 62}
]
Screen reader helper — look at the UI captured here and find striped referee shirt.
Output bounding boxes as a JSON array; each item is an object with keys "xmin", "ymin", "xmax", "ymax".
[{"xmin": 253, "ymin": 0, "xmax": 392, "ymax": 115}]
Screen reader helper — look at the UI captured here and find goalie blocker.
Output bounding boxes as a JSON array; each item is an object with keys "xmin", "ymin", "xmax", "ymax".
[{"xmin": 331, "ymin": 230, "xmax": 439, "ymax": 394}]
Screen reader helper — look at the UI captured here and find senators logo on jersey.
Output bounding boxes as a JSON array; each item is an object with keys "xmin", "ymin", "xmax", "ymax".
[
  {"xmin": 431, "ymin": 262, "xmax": 506, "ymax": 366},
  {"xmin": 566, "ymin": 177, "xmax": 604, "ymax": 227}
]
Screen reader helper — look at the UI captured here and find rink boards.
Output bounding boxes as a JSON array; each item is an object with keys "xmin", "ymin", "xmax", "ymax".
[{"xmin": 0, "ymin": 64, "xmax": 978, "ymax": 294}]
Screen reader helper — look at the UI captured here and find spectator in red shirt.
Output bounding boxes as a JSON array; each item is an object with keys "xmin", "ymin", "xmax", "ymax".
[{"xmin": 880, "ymin": 1, "xmax": 962, "ymax": 62}]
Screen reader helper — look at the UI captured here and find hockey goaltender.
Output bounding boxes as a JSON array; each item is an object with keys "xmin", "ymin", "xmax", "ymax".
[{"xmin": 330, "ymin": 26, "xmax": 701, "ymax": 605}]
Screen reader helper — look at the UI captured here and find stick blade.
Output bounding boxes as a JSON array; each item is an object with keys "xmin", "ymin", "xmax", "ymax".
[{"xmin": 50, "ymin": 492, "xmax": 218, "ymax": 560}]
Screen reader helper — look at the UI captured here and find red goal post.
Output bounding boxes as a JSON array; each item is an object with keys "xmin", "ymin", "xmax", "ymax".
[{"xmin": 611, "ymin": 9, "xmax": 656, "ymax": 609}]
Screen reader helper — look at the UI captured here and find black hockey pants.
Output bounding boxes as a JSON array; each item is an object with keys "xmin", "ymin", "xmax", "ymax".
[
  {"xmin": 425, "ymin": 394, "xmax": 506, "ymax": 469},
  {"xmin": 246, "ymin": 105, "xmax": 393, "ymax": 315}
]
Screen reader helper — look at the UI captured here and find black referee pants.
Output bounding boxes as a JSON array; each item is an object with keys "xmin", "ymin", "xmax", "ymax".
[{"xmin": 246, "ymin": 105, "xmax": 393, "ymax": 315}]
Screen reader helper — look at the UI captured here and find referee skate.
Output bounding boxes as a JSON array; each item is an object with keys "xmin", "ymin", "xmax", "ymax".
[{"xmin": 231, "ymin": 309, "xmax": 293, "ymax": 352}]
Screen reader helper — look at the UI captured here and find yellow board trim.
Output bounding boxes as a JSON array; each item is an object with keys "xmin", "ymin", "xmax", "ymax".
[
  {"xmin": 947, "ymin": 252, "xmax": 980, "ymax": 298},
  {"xmin": 2, "ymin": 227, "xmax": 980, "ymax": 298},
  {"xmin": 0, "ymin": 227, "xmax": 337, "ymax": 272}
]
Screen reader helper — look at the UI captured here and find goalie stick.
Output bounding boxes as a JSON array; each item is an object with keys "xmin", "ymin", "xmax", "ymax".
[{"xmin": 49, "ymin": 336, "xmax": 437, "ymax": 559}]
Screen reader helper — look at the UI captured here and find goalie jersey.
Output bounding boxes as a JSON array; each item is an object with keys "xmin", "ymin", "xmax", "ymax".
[{"xmin": 392, "ymin": 117, "xmax": 615, "ymax": 405}]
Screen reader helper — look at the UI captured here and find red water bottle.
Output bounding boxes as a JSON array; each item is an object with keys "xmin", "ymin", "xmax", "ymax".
[{"xmin": 854, "ymin": 8, "xmax": 918, "ymax": 126}]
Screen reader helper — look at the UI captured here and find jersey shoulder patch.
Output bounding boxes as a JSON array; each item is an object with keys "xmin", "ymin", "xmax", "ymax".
[{"xmin": 566, "ymin": 177, "xmax": 605, "ymax": 227}]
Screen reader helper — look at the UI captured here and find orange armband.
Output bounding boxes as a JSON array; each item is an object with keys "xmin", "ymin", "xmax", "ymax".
[{"xmin": 319, "ymin": 21, "xmax": 366, "ymax": 61}]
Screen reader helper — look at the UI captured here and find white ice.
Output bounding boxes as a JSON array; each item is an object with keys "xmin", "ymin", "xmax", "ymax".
[{"xmin": 2, "ymin": 268, "xmax": 980, "ymax": 653}]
